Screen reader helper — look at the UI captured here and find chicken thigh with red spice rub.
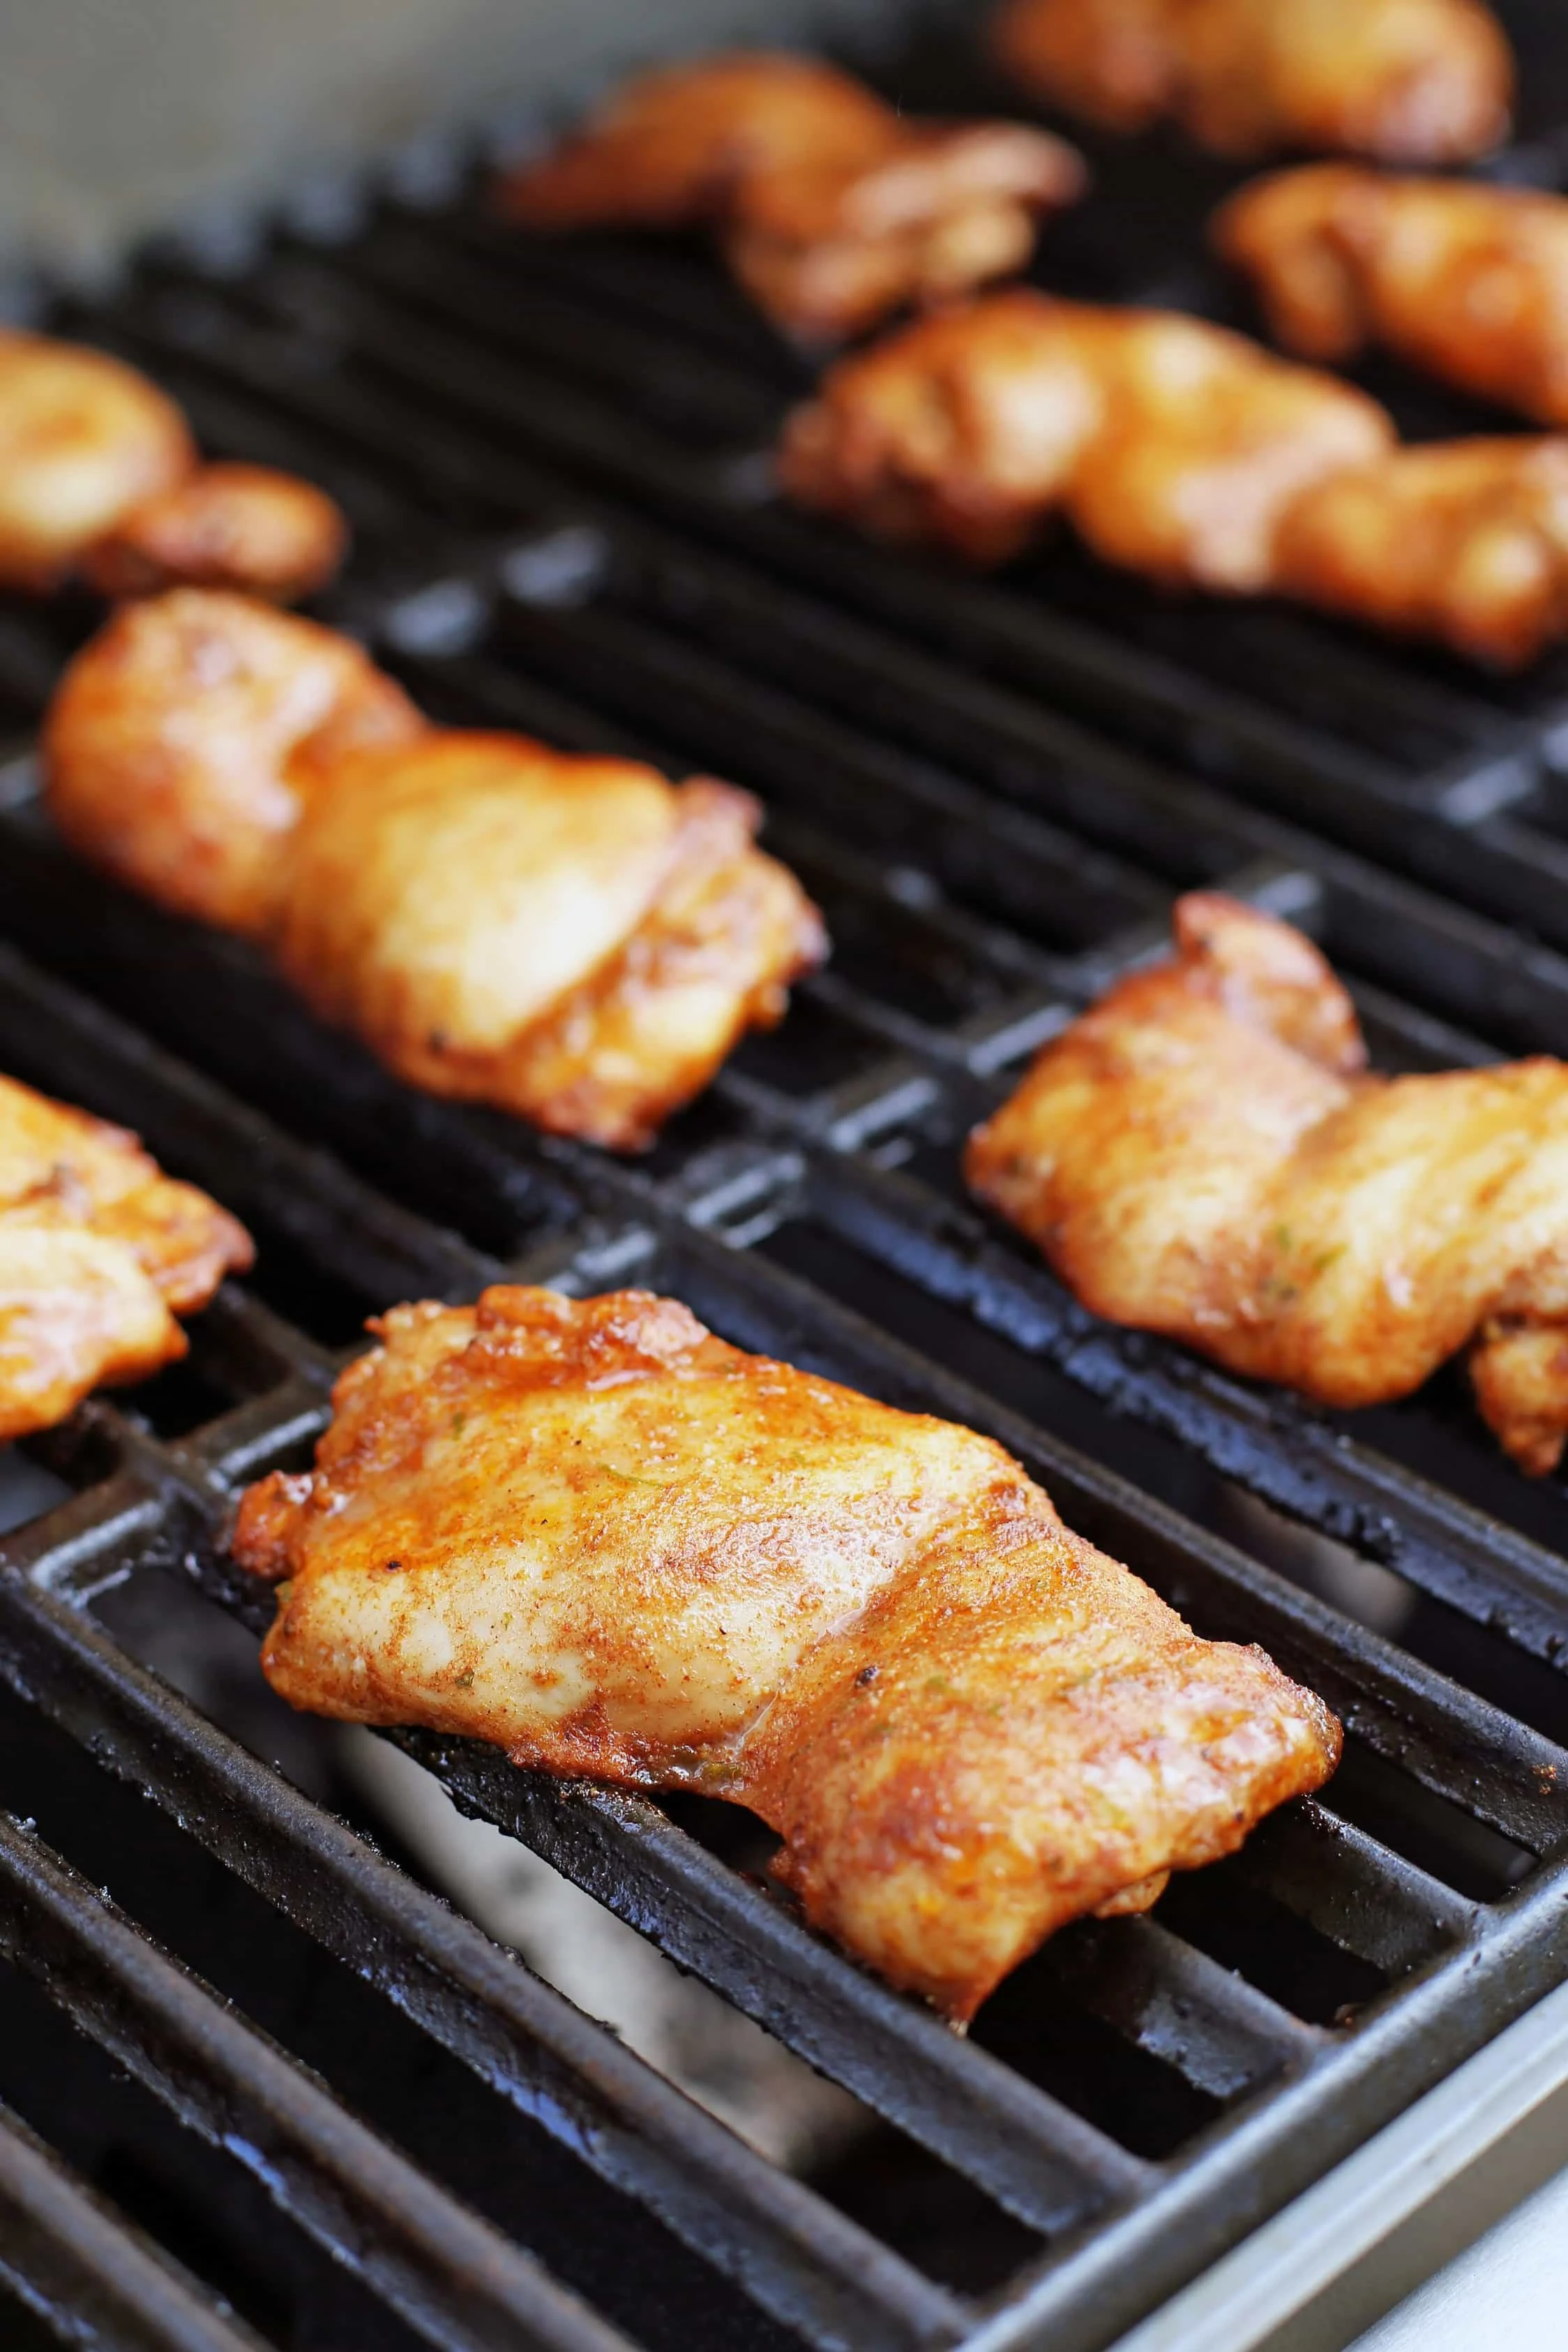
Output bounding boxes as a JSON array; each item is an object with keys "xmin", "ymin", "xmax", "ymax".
[
  {"xmin": 968, "ymin": 893, "xmax": 1568, "ymax": 1471},
  {"xmin": 0, "ymin": 1071, "xmax": 251, "ymax": 1440},
  {"xmin": 234, "ymin": 1282, "xmax": 1339, "ymax": 2019}
]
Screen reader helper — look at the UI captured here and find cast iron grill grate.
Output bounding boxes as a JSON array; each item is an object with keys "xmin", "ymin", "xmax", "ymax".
[{"xmin": 3, "ymin": 3, "xmax": 1568, "ymax": 2345}]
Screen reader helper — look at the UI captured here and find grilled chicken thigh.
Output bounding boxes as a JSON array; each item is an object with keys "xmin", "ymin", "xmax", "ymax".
[
  {"xmin": 1273, "ymin": 438, "xmax": 1568, "ymax": 668},
  {"xmin": 967, "ymin": 892, "xmax": 1568, "ymax": 1470},
  {"xmin": 43, "ymin": 605, "xmax": 822, "ymax": 1149},
  {"xmin": 990, "ymin": 0, "xmax": 1512, "ymax": 163},
  {"xmin": 234, "ymin": 1281, "xmax": 1340, "ymax": 2019},
  {"xmin": 0, "ymin": 1071, "xmax": 251, "ymax": 1439},
  {"xmin": 498, "ymin": 53, "xmax": 1086, "ymax": 338},
  {"xmin": 779, "ymin": 290, "xmax": 1394, "ymax": 582},
  {"xmin": 274, "ymin": 731, "xmax": 825, "ymax": 1150},
  {"xmin": 0, "ymin": 330, "xmax": 345, "ymax": 600},
  {"xmin": 1217, "ymin": 167, "xmax": 1568, "ymax": 427},
  {"xmin": 83, "ymin": 462, "xmax": 349, "ymax": 605},
  {"xmin": 0, "ymin": 331, "xmax": 190, "ymax": 590},
  {"xmin": 44, "ymin": 589, "xmax": 425, "ymax": 936}
]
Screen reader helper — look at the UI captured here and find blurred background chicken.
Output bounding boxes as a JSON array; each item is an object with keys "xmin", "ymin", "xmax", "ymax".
[
  {"xmin": 0, "ymin": 1070, "xmax": 252, "ymax": 1438},
  {"xmin": 1273, "ymin": 437, "xmax": 1568, "ymax": 666},
  {"xmin": 778, "ymin": 290, "xmax": 1394, "ymax": 585},
  {"xmin": 989, "ymin": 0, "xmax": 1513, "ymax": 163},
  {"xmin": 274, "ymin": 730, "xmax": 825, "ymax": 1150},
  {"xmin": 498, "ymin": 52, "xmax": 1086, "ymax": 338},
  {"xmin": 967, "ymin": 892, "xmax": 1568, "ymax": 1471},
  {"xmin": 0, "ymin": 329, "xmax": 347, "ymax": 601},
  {"xmin": 234, "ymin": 1281, "xmax": 1340, "ymax": 2021},
  {"xmin": 1216, "ymin": 167, "xmax": 1568, "ymax": 427}
]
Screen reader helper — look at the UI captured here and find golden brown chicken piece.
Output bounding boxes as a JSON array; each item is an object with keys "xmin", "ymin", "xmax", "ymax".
[
  {"xmin": 779, "ymin": 289, "xmax": 1394, "ymax": 584},
  {"xmin": 43, "ymin": 589, "xmax": 425, "ymax": 937},
  {"xmin": 82, "ymin": 461, "xmax": 349, "ymax": 604},
  {"xmin": 967, "ymin": 893, "xmax": 1568, "ymax": 1472},
  {"xmin": 0, "ymin": 330, "xmax": 192, "ymax": 591},
  {"xmin": 233, "ymin": 1282, "xmax": 1340, "ymax": 2019},
  {"xmin": 497, "ymin": 53, "xmax": 1086, "ymax": 339},
  {"xmin": 0, "ymin": 329, "xmax": 347, "ymax": 600},
  {"xmin": 273, "ymin": 730, "xmax": 826, "ymax": 1152},
  {"xmin": 990, "ymin": 0, "xmax": 1512, "ymax": 163},
  {"xmin": 0, "ymin": 1070, "xmax": 252, "ymax": 1440},
  {"xmin": 1274, "ymin": 438, "xmax": 1568, "ymax": 668},
  {"xmin": 1217, "ymin": 167, "xmax": 1568, "ymax": 427}
]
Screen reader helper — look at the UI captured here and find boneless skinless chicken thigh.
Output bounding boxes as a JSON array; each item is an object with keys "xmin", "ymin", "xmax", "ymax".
[
  {"xmin": 0, "ymin": 1072, "xmax": 251, "ymax": 1438},
  {"xmin": 779, "ymin": 290, "xmax": 1394, "ymax": 583},
  {"xmin": 498, "ymin": 52, "xmax": 1086, "ymax": 338},
  {"xmin": 0, "ymin": 330, "xmax": 345, "ymax": 599},
  {"xmin": 1216, "ymin": 167, "xmax": 1568, "ymax": 426},
  {"xmin": 234, "ymin": 1283, "xmax": 1340, "ymax": 2019},
  {"xmin": 274, "ymin": 731, "xmax": 825, "ymax": 1150},
  {"xmin": 968, "ymin": 894, "xmax": 1568, "ymax": 1472},
  {"xmin": 44, "ymin": 591, "xmax": 428, "ymax": 937},
  {"xmin": 43, "ymin": 592, "xmax": 825, "ymax": 1149},
  {"xmin": 1273, "ymin": 439, "xmax": 1568, "ymax": 670},
  {"xmin": 988, "ymin": 0, "xmax": 1513, "ymax": 163}
]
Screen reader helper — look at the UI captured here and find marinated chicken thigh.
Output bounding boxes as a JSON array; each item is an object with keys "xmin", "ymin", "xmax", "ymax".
[
  {"xmin": 273, "ymin": 731, "xmax": 825, "ymax": 1151},
  {"xmin": 499, "ymin": 53, "xmax": 1085, "ymax": 338},
  {"xmin": 83, "ymin": 462, "xmax": 349, "ymax": 604},
  {"xmin": 234, "ymin": 1282, "xmax": 1340, "ymax": 2019},
  {"xmin": 0, "ymin": 331, "xmax": 191, "ymax": 590},
  {"xmin": 779, "ymin": 290, "xmax": 1394, "ymax": 582},
  {"xmin": 0, "ymin": 1071, "xmax": 252, "ymax": 1439},
  {"xmin": 44, "ymin": 590, "xmax": 425, "ymax": 936},
  {"xmin": 990, "ymin": 0, "xmax": 1512, "ymax": 163},
  {"xmin": 1273, "ymin": 437, "xmax": 1568, "ymax": 668},
  {"xmin": 1217, "ymin": 167, "xmax": 1568, "ymax": 425},
  {"xmin": 967, "ymin": 893, "xmax": 1568, "ymax": 1470},
  {"xmin": 0, "ymin": 330, "xmax": 345, "ymax": 600}
]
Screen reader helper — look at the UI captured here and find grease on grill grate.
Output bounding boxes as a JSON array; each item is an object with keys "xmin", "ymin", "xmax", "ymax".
[{"xmin": 3, "ymin": 7, "xmax": 1568, "ymax": 2346}]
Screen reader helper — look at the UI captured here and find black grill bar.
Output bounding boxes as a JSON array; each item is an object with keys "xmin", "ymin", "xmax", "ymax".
[
  {"xmin": 0, "ymin": 1816, "xmax": 639, "ymax": 2352},
  {"xmin": 396, "ymin": 1728, "xmax": 1154, "ymax": 2238},
  {"xmin": 0, "ymin": 2095, "xmax": 268, "ymax": 2352},
  {"xmin": 1239, "ymin": 1803, "xmax": 1477, "ymax": 1982},
  {"xmin": 1039, "ymin": 1917, "xmax": 1321, "ymax": 2105}
]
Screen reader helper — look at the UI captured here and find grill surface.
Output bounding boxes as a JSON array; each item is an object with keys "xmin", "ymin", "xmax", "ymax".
[{"xmin": 5, "ymin": 4, "xmax": 1568, "ymax": 2346}]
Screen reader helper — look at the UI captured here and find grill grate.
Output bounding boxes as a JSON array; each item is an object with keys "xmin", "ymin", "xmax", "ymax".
[{"xmin": 5, "ymin": 5, "xmax": 1568, "ymax": 2344}]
